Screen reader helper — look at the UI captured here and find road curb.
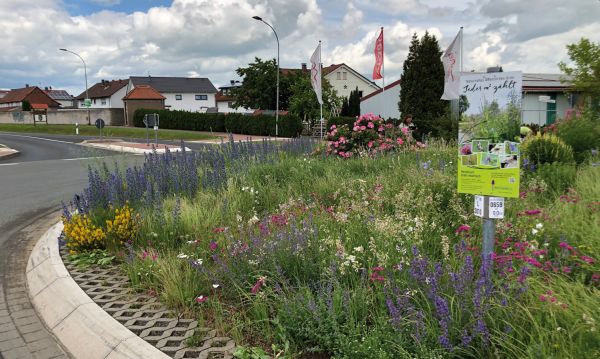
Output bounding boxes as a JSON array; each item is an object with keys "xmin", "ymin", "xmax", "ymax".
[
  {"xmin": 0, "ymin": 147, "xmax": 20, "ymax": 160},
  {"xmin": 81, "ymin": 141, "xmax": 190, "ymax": 154},
  {"xmin": 26, "ymin": 222, "xmax": 169, "ymax": 359}
]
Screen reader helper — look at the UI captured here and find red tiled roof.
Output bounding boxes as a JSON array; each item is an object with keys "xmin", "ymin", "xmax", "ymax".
[
  {"xmin": 123, "ymin": 85, "xmax": 166, "ymax": 100},
  {"xmin": 31, "ymin": 103, "xmax": 49, "ymax": 109},
  {"xmin": 322, "ymin": 63, "xmax": 343, "ymax": 76},
  {"xmin": 75, "ymin": 79, "xmax": 128, "ymax": 100},
  {"xmin": 0, "ymin": 87, "xmax": 36, "ymax": 104},
  {"xmin": 360, "ymin": 79, "xmax": 401, "ymax": 102}
]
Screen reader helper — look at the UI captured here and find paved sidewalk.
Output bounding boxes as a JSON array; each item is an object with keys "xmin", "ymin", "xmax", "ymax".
[
  {"xmin": 0, "ymin": 210, "xmax": 69, "ymax": 359},
  {"xmin": 187, "ymin": 132, "xmax": 291, "ymax": 143}
]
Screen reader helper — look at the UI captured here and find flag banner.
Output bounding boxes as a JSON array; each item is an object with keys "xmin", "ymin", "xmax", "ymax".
[
  {"xmin": 310, "ymin": 43, "xmax": 323, "ymax": 105},
  {"xmin": 373, "ymin": 29, "xmax": 384, "ymax": 80},
  {"xmin": 441, "ymin": 28, "xmax": 462, "ymax": 100}
]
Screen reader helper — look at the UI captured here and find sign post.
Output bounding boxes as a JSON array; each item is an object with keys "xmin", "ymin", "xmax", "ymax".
[
  {"xmin": 474, "ymin": 195, "xmax": 504, "ymax": 258},
  {"xmin": 95, "ymin": 118, "xmax": 105, "ymax": 140},
  {"xmin": 143, "ymin": 113, "xmax": 159, "ymax": 147}
]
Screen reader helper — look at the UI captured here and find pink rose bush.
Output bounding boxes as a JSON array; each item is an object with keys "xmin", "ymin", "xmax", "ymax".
[{"xmin": 325, "ymin": 113, "xmax": 410, "ymax": 158}]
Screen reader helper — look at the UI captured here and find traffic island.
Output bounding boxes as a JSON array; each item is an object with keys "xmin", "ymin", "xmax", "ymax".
[
  {"xmin": 27, "ymin": 223, "xmax": 235, "ymax": 359},
  {"xmin": 0, "ymin": 144, "xmax": 19, "ymax": 160},
  {"xmin": 81, "ymin": 140, "xmax": 191, "ymax": 154}
]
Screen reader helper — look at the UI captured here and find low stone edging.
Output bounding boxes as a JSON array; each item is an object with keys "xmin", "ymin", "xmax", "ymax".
[{"xmin": 26, "ymin": 222, "xmax": 170, "ymax": 359}]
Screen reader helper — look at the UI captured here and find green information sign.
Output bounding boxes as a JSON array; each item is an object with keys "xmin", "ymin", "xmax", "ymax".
[
  {"xmin": 457, "ymin": 140, "xmax": 520, "ymax": 198},
  {"xmin": 84, "ymin": 98, "xmax": 92, "ymax": 107}
]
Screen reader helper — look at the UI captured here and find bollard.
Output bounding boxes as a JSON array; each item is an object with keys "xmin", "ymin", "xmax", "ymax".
[{"xmin": 75, "ymin": 122, "xmax": 79, "ymax": 135}]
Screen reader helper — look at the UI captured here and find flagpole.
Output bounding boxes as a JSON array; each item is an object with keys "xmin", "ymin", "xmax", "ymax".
[
  {"xmin": 319, "ymin": 40, "xmax": 323, "ymax": 139},
  {"xmin": 380, "ymin": 27, "xmax": 385, "ymax": 120}
]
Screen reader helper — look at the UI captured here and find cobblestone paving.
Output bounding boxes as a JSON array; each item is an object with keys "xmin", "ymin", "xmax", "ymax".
[
  {"xmin": 62, "ymin": 253, "xmax": 236, "ymax": 359},
  {"xmin": 0, "ymin": 212, "xmax": 69, "ymax": 359}
]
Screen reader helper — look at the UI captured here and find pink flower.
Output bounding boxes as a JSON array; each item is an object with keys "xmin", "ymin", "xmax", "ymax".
[
  {"xmin": 209, "ymin": 241, "xmax": 218, "ymax": 251},
  {"xmin": 580, "ymin": 256, "xmax": 595, "ymax": 264},
  {"xmin": 368, "ymin": 141, "xmax": 373, "ymax": 148},
  {"xmin": 339, "ymin": 136, "xmax": 346, "ymax": 143},
  {"xmin": 334, "ymin": 141, "xmax": 339, "ymax": 148},
  {"xmin": 213, "ymin": 227, "xmax": 226, "ymax": 233},
  {"xmin": 151, "ymin": 253, "xmax": 158, "ymax": 261},
  {"xmin": 524, "ymin": 209, "xmax": 542, "ymax": 216},
  {"xmin": 142, "ymin": 251, "xmax": 148, "ymax": 259},
  {"xmin": 455, "ymin": 225, "xmax": 471, "ymax": 234},
  {"xmin": 251, "ymin": 277, "xmax": 266, "ymax": 294},
  {"xmin": 330, "ymin": 124, "xmax": 337, "ymax": 130},
  {"xmin": 353, "ymin": 126, "xmax": 360, "ymax": 131},
  {"xmin": 539, "ymin": 295, "xmax": 546, "ymax": 302},
  {"xmin": 592, "ymin": 273, "xmax": 600, "ymax": 282},
  {"xmin": 396, "ymin": 138, "xmax": 404, "ymax": 145},
  {"xmin": 378, "ymin": 126, "xmax": 384, "ymax": 132},
  {"xmin": 562, "ymin": 266, "xmax": 572, "ymax": 274},
  {"xmin": 360, "ymin": 126, "xmax": 366, "ymax": 131},
  {"xmin": 460, "ymin": 144, "xmax": 471, "ymax": 155},
  {"xmin": 195, "ymin": 295, "xmax": 208, "ymax": 303},
  {"xmin": 401, "ymin": 127, "xmax": 409, "ymax": 135},
  {"xmin": 546, "ymin": 290, "xmax": 553, "ymax": 295},
  {"xmin": 339, "ymin": 151, "xmax": 346, "ymax": 157},
  {"xmin": 372, "ymin": 266, "xmax": 384, "ymax": 272},
  {"xmin": 550, "ymin": 297, "xmax": 557, "ymax": 303},
  {"xmin": 367, "ymin": 122, "xmax": 375, "ymax": 129}
]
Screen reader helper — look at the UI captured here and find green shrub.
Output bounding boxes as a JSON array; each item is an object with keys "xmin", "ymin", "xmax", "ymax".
[
  {"xmin": 531, "ymin": 163, "xmax": 577, "ymax": 194},
  {"xmin": 554, "ymin": 116, "xmax": 600, "ymax": 163},
  {"xmin": 522, "ymin": 133, "xmax": 574, "ymax": 165},
  {"xmin": 326, "ymin": 116, "xmax": 356, "ymax": 130},
  {"xmin": 132, "ymin": 109, "xmax": 303, "ymax": 137}
]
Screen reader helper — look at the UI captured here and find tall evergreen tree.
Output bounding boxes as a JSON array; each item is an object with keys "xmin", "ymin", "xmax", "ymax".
[
  {"xmin": 348, "ymin": 86, "xmax": 361, "ymax": 117},
  {"xmin": 399, "ymin": 32, "xmax": 449, "ymax": 138}
]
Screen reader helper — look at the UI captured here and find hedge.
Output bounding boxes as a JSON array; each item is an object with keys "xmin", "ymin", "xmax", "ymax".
[{"xmin": 133, "ymin": 109, "xmax": 303, "ymax": 137}]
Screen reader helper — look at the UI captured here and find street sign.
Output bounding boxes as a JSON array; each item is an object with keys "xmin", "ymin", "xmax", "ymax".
[
  {"xmin": 474, "ymin": 195, "xmax": 484, "ymax": 217},
  {"xmin": 84, "ymin": 98, "xmax": 92, "ymax": 108},
  {"xmin": 143, "ymin": 113, "xmax": 159, "ymax": 127},
  {"xmin": 95, "ymin": 118, "xmax": 105, "ymax": 129}
]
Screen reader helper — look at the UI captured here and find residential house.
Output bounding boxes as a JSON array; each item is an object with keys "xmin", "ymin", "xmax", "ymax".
[
  {"xmin": 75, "ymin": 79, "xmax": 128, "ymax": 109},
  {"xmin": 360, "ymin": 79, "xmax": 401, "ymax": 119},
  {"xmin": 122, "ymin": 85, "xmax": 165, "ymax": 125},
  {"xmin": 43, "ymin": 87, "xmax": 75, "ymax": 108},
  {"xmin": 0, "ymin": 86, "xmax": 60, "ymax": 111},
  {"xmin": 282, "ymin": 63, "xmax": 381, "ymax": 105},
  {"xmin": 215, "ymin": 81, "xmax": 253, "ymax": 114},
  {"xmin": 129, "ymin": 76, "xmax": 218, "ymax": 112},
  {"xmin": 0, "ymin": 90, "xmax": 9, "ymax": 99},
  {"xmin": 320, "ymin": 63, "xmax": 380, "ymax": 100}
]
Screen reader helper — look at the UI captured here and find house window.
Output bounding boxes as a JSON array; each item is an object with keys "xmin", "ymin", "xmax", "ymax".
[
  {"xmin": 195, "ymin": 95, "xmax": 208, "ymax": 100},
  {"xmin": 93, "ymin": 99, "xmax": 96, "ymax": 104},
  {"xmin": 228, "ymin": 102, "xmax": 233, "ymax": 107},
  {"xmin": 101, "ymin": 99, "xmax": 107, "ymax": 105},
  {"xmin": 336, "ymin": 72, "xmax": 341, "ymax": 80},
  {"xmin": 358, "ymin": 91, "xmax": 363, "ymax": 97},
  {"xmin": 342, "ymin": 72, "xmax": 347, "ymax": 80},
  {"xmin": 175, "ymin": 94, "xmax": 182, "ymax": 100}
]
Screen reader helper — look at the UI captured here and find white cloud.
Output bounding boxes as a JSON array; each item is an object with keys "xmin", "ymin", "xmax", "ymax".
[{"xmin": 0, "ymin": 0, "xmax": 597, "ymax": 96}]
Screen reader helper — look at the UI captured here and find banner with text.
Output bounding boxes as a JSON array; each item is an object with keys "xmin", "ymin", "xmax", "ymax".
[{"xmin": 457, "ymin": 71, "xmax": 522, "ymax": 198}]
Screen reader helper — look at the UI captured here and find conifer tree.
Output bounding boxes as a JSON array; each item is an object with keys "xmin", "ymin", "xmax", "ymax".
[{"xmin": 399, "ymin": 32, "xmax": 449, "ymax": 138}]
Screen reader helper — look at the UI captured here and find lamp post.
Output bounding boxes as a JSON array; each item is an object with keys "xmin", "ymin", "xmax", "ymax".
[
  {"xmin": 60, "ymin": 48, "xmax": 90, "ymax": 125},
  {"xmin": 252, "ymin": 16, "xmax": 279, "ymax": 137}
]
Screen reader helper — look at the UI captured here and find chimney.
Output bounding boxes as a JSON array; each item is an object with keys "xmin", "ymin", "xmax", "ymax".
[
  {"xmin": 44, "ymin": 86, "xmax": 48, "ymax": 91},
  {"xmin": 25, "ymin": 84, "xmax": 29, "ymax": 88},
  {"xmin": 301, "ymin": 63, "xmax": 307, "ymax": 71},
  {"xmin": 230, "ymin": 80, "xmax": 235, "ymax": 85}
]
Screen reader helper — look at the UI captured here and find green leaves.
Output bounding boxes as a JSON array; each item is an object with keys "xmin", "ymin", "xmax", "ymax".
[{"xmin": 558, "ymin": 38, "xmax": 600, "ymax": 114}]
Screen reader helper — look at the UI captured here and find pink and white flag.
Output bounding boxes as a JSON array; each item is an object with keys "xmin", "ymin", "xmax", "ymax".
[
  {"xmin": 310, "ymin": 42, "xmax": 323, "ymax": 105},
  {"xmin": 441, "ymin": 28, "xmax": 462, "ymax": 100},
  {"xmin": 373, "ymin": 29, "xmax": 384, "ymax": 80}
]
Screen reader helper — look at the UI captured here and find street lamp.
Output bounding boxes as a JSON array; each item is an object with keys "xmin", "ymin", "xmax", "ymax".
[
  {"xmin": 252, "ymin": 15, "xmax": 279, "ymax": 137},
  {"xmin": 60, "ymin": 48, "xmax": 90, "ymax": 125}
]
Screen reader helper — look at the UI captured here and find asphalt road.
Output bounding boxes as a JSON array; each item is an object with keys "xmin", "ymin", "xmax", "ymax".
[{"xmin": 0, "ymin": 133, "xmax": 139, "ymax": 357}]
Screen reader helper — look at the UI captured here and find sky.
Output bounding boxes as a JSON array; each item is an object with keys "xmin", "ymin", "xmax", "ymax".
[{"xmin": 0, "ymin": 0, "xmax": 599, "ymax": 96}]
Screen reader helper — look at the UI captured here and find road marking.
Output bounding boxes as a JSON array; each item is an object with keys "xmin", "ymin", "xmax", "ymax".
[
  {"xmin": 0, "ymin": 162, "xmax": 20, "ymax": 166},
  {"xmin": 0, "ymin": 133, "xmax": 80, "ymax": 145}
]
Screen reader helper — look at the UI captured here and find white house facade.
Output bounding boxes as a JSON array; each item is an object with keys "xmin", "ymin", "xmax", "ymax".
[
  {"xmin": 75, "ymin": 79, "xmax": 128, "ymax": 109},
  {"xmin": 521, "ymin": 73, "xmax": 576, "ymax": 126},
  {"xmin": 360, "ymin": 79, "xmax": 401, "ymax": 119},
  {"xmin": 322, "ymin": 63, "xmax": 381, "ymax": 100},
  {"xmin": 129, "ymin": 77, "xmax": 218, "ymax": 112}
]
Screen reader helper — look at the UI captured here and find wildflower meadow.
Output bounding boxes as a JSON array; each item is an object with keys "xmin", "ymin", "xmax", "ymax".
[{"xmin": 61, "ymin": 114, "xmax": 600, "ymax": 358}]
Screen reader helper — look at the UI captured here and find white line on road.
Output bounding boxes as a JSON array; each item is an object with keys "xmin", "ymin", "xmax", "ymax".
[
  {"xmin": 0, "ymin": 133, "xmax": 80, "ymax": 145},
  {"xmin": 0, "ymin": 163, "xmax": 19, "ymax": 166}
]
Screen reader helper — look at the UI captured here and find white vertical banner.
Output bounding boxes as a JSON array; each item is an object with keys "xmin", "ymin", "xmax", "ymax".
[
  {"xmin": 310, "ymin": 42, "xmax": 323, "ymax": 105},
  {"xmin": 441, "ymin": 28, "xmax": 462, "ymax": 100}
]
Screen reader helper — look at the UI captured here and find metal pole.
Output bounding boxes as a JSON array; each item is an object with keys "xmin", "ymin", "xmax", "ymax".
[
  {"xmin": 60, "ymin": 48, "xmax": 90, "ymax": 125},
  {"xmin": 482, "ymin": 196, "xmax": 495, "ymax": 260},
  {"xmin": 253, "ymin": 17, "xmax": 279, "ymax": 137}
]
